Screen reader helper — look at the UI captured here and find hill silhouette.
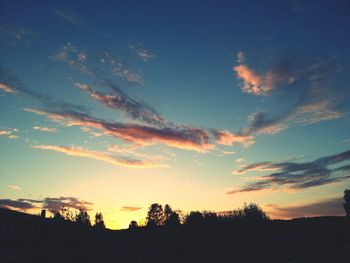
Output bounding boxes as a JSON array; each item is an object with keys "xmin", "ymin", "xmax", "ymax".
[{"xmin": 1, "ymin": 208, "xmax": 350, "ymax": 263}]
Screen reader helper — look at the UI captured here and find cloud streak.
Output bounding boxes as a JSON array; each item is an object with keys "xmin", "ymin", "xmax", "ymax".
[
  {"xmin": 26, "ymin": 107, "xmax": 251, "ymax": 152},
  {"xmin": 32, "ymin": 144, "xmax": 167, "ymax": 168},
  {"xmin": 7, "ymin": 185, "xmax": 21, "ymax": 191},
  {"xmin": 75, "ymin": 81, "xmax": 168, "ymax": 127},
  {"xmin": 120, "ymin": 206, "xmax": 142, "ymax": 212},
  {"xmin": 55, "ymin": 9, "xmax": 88, "ymax": 29},
  {"xmin": 0, "ymin": 66, "xmax": 88, "ymax": 112},
  {"xmin": 1, "ymin": 197, "xmax": 93, "ymax": 212},
  {"xmin": 228, "ymin": 149, "xmax": 350, "ymax": 194},
  {"xmin": 32, "ymin": 126, "xmax": 57, "ymax": 133},
  {"xmin": 0, "ymin": 199, "xmax": 36, "ymax": 211}
]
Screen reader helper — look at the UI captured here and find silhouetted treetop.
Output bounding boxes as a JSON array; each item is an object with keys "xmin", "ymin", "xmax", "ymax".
[
  {"xmin": 94, "ymin": 212, "xmax": 105, "ymax": 229},
  {"xmin": 129, "ymin": 220, "xmax": 138, "ymax": 229},
  {"xmin": 146, "ymin": 203, "xmax": 164, "ymax": 227},
  {"xmin": 75, "ymin": 209, "xmax": 91, "ymax": 226}
]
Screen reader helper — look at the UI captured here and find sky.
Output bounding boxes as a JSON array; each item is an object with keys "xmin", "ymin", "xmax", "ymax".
[{"xmin": 1, "ymin": 0, "xmax": 350, "ymax": 229}]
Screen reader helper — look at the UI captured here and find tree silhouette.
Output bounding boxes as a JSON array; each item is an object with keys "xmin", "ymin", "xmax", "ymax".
[
  {"xmin": 129, "ymin": 220, "xmax": 138, "ymax": 229},
  {"xmin": 343, "ymin": 189, "xmax": 350, "ymax": 216},
  {"xmin": 164, "ymin": 204, "xmax": 173, "ymax": 222},
  {"xmin": 240, "ymin": 203, "xmax": 269, "ymax": 222},
  {"xmin": 165, "ymin": 212, "xmax": 181, "ymax": 227},
  {"xmin": 146, "ymin": 203, "xmax": 164, "ymax": 227},
  {"xmin": 94, "ymin": 212, "xmax": 105, "ymax": 229},
  {"xmin": 51, "ymin": 209, "xmax": 64, "ymax": 221},
  {"xmin": 185, "ymin": 211, "xmax": 203, "ymax": 225},
  {"xmin": 75, "ymin": 209, "xmax": 91, "ymax": 226}
]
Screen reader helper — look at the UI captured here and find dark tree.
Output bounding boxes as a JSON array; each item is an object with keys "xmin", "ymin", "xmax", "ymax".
[
  {"xmin": 51, "ymin": 209, "xmax": 64, "ymax": 220},
  {"xmin": 75, "ymin": 209, "xmax": 91, "ymax": 226},
  {"xmin": 94, "ymin": 212, "xmax": 105, "ymax": 229},
  {"xmin": 146, "ymin": 203, "xmax": 164, "ymax": 227},
  {"xmin": 129, "ymin": 220, "xmax": 138, "ymax": 229},
  {"xmin": 240, "ymin": 203, "xmax": 269, "ymax": 222},
  {"xmin": 165, "ymin": 211, "xmax": 181, "ymax": 226},
  {"xmin": 164, "ymin": 204, "xmax": 173, "ymax": 222},
  {"xmin": 185, "ymin": 211, "xmax": 203, "ymax": 225},
  {"xmin": 343, "ymin": 189, "xmax": 350, "ymax": 216},
  {"xmin": 202, "ymin": 211, "xmax": 219, "ymax": 224}
]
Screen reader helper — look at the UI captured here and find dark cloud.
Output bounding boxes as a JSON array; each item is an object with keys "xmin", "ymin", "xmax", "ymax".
[
  {"xmin": 41, "ymin": 197, "xmax": 93, "ymax": 211},
  {"xmin": 228, "ymin": 149, "xmax": 350, "ymax": 194},
  {"xmin": 0, "ymin": 199, "xmax": 37, "ymax": 210},
  {"xmin": 1, "ymin": 197, "xmax": 93, "ymax": 212},
  {"xmin": 268, "ymin": 197, "xmax": 345, "ymax": 219}
]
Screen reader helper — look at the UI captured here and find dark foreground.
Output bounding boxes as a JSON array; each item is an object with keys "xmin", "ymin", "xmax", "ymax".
[{"xmin": 0, "ymin": 208, "xmax": 349, "ymax": 263}]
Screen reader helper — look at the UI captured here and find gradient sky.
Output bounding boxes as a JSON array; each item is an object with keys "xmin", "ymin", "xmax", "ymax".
[{"xmin": 1, "ymin": 0, "xmax": 350, "ymax": 229}]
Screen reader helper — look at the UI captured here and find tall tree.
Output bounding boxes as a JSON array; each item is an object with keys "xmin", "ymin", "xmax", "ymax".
[
  {"xmin": 94, "ymin": 212, "xmax": 105, "ymax": 229},
  {"xmin": 164, "ymin": 204, "xmax": 173, "ymax": 222},
  {"xmin": 146, "ymin": 203, "xmax": 164, "ymax": 227},
  {"xmin": 343, "ymin": 189, "xmax": 350, "ymax": 216},
  {"xmin": 75, "ymin": 209, "xmax": 91, "ymax": 226}
]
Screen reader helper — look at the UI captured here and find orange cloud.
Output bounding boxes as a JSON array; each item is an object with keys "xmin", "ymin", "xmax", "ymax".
[
  {"xmin": 214, "ymin": 130, "xmax": 254, "ymax": 147},
  {"xmin": 0, "ymin": 82, "xmax": 14, "ymax": 93},
  {"xmin": 25, "ymin": 108, "xmax": 216, "ymax": 152},
  {"xmin": 32, "ymin": 145, "xmax": 167, "ymax": 168},
  {"xmin": 32, "ymin": 126, "xmax": 57, "ymax": 132},
  {"xmin": 233, "ymin": 65, "xmax": 272, "ymax": 95}
]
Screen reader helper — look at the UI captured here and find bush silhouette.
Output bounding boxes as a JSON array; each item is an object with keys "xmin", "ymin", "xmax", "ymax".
[{"xmin": 129, "ymin": 220, "xmax": 138, "ymax": 229}]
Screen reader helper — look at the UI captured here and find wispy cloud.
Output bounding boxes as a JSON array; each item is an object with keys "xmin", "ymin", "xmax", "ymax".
[
  {"xmin": 0, "ymin": 128, "xmax": 18, "ymax": 139},
  {"xmin": 235, "ymin": 55, "xmax": 344, "ymax": 136},
  {"xmin": 7, "ymin": 185, "xmax": 21, "ymax": 191},
  {"xmin": 0, "ymin": 82, "xmax": 14, "ymax": 93},
  {"xmin": 0, "ymin": 66, "xmax": 88, "ymax": 113},
  {"xmin": 75, "ymin": 81, "xmax": 168, "ymax": 127},
  {"xmin": 32, "ymin": 144, "xmax": 167, "ymax": 168},
  {"xmin": 233, "ymin": 55, "xmax": 296, "ymax": 96},
  {"xmin": 26, "ymin": 107, "xmax": 250, "ymax": 152},
  {"xmin": 129, "ymin": 44, "xmax": 155, "ymax": 61},
  {"xmin": 0, "ymin": 23, "xmax": 40, "ymax": 46},
  {"xmin": 55, "ymin": 8, "xmax": 88, "ymax": 29},
  {"xmin": 236, "ymin": 51, "xmax": 245, "ymax": 63},
  {"xmin": 52, "ymin": 43, "xmax": 94, "ymax": 76},
  {"xmin": 120, "ymin": 206, "xmax": 142, "ymax": 212},
  {"xmin": 228, "ymin": 149, "xmax": 350, "ymax": 194},
  {"xmin": 32, "ymin": 126, "xmax": 57, "ymax": 133},
  {"xmin": 211, "ymin": 130, "xmax": 254, "ymax": 147}
]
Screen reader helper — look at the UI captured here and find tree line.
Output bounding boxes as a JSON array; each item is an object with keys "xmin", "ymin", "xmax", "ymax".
[{"xmin": 47, "ymin": 189, "xmax": 350, "ymax": 230}]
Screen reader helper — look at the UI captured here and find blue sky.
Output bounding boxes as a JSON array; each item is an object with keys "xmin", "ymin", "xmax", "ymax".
[{"xmin": 1, "ymin": 0, "xmax": 350, "ymax": 229}]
